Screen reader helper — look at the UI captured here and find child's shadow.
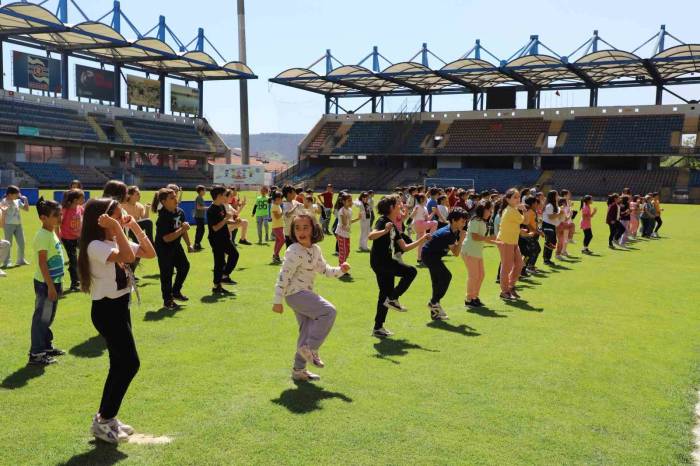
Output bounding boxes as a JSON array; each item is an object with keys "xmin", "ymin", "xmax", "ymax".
[
  {"xmin": 271, "ymin": 382, "xmax": 352, "ymax": 414},
  {"xmin": 467, "ymin": 306, "xmax": 507, "ymax": 318},
  {"xmin": 69, "ymin": 335, "xmax": 107, "ymax": 358},
  {"xmin": 427, "ymin": 320, "xmax": 481, "ymax": 337},
  {"xmin": 373, "ymin": 338, "xmax": 439, "ymax": 364},
  {"xmin": 1, "ymin": 365, "xmax": 46, "ymax": 390},
  {"xmin": 58, "ymin": 440, "xmax": 128, "ymax": 466},
  {"xmin": 505, "ymin": 300, "xmax": 544, "ymax": 313},
  {"xmin": 144, "ymin": 305, "xmax": 183, "ymax": 321}
]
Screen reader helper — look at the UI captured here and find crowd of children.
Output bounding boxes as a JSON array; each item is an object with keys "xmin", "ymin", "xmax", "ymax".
[{"xmin": 0, "ymin": 179, "xmax": 668, "ymax": 444}]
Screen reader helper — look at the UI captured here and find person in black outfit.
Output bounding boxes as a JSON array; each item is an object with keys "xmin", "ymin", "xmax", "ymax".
[
  {"xmin": 368, "ymin": 195, "xmax": 430, "ymax": 339},
  {"xmin": 154, "ymin": 188, "xmax": 191, "ymax": 309},
  {"xmin": 193, "ymin": 185, "xmax": 207, "ymax": 250},
  {"xmin": 421, "ymin": 208, "xmax": 468, "ymax": 321},
  {"xmin": 207, "ymin": 186, "xmax": 239, "ymax": 294}
]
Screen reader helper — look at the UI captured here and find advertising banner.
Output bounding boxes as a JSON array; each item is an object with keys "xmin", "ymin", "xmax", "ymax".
[
  {"xmin": 171, "ymin": 84, "xmax": 200, "ymax": 114},
  {"xmin": 76, "ymin": 64, "xmax": 115, "ymax": 101},
  {"xmin": 12, "ymin": 51, "xmax": 62, "ymax": 92},
  {"xmin": 213, "ymin": 165, "xmax": 265, "ymax": 187},
  {"xmin": 127, "ymin": 75, "xmax": 160, "ymax": 108}
]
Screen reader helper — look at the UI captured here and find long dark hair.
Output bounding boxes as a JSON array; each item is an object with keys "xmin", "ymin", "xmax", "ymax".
[
  {"xmin": 103, "ymin": 180, "xmax": 127, "ymax": 203},
  {"xmin": 78, "ymin": 198, "xmax": 115, "ymax": 293},
  {"xmin": 546, "ymin": 190, "xmax": 559, "ymax": 213},
  {"xmin": 61, "ymin": 189, "xmax": 84, "ymax": 209},
  {"xmin": 580, "ymin": 195, "xmax": 592, "ymax": 209}
]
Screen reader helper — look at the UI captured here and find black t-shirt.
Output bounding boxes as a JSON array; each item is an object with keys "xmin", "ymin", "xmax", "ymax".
[
  {"xmin": 155, "ymin": 207, "xmax": 186, "ymax": 249},
  {"xmin": 207, "ymin": 203, "xmax": 229, "ymax": 241},
  {"xmin": 370, "ymin": 216, "xmax": 397, "ymax": 269}
]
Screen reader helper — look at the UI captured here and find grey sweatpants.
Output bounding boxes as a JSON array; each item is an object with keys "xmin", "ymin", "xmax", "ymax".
[
  {"xmin": 3, "ymin": 223, "xmax": 25, "ymax": 264},
  {"xmin": 256, "ymin": 216, "xmax": 269, "ymax": 242},
  {"xmin": 285, "ymin": 290, "xmax": 337, "ymax": 370}
]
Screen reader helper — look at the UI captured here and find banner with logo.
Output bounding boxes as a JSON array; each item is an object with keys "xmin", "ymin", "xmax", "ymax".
[
  {"xmin": 12, "ymin": 51, "xmax": 62, "ymax": 92},
  {"xmin": 213, "ymin": 164, "xmax": 265, "ymax": 187},
  {"xmin": 76, "ymin": 64, "xmax": 115, "ymax": 101},
  {"xmin": 171, "ymin": 84, "xmax": 200, "ymax": 114},
  {"xmin": 126, "ymin": 75, "xmax": 160, "ymax": 108}
]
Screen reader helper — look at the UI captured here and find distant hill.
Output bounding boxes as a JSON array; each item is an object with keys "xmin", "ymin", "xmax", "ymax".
[{"xmin": 218, "ymin": 133, "xmax": 305, "ymax": 164}]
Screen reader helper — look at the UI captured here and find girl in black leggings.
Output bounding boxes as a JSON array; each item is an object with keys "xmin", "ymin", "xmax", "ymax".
[{"xmin": 79, "ymin": 197, "xmax": 156, "ymax": 444}]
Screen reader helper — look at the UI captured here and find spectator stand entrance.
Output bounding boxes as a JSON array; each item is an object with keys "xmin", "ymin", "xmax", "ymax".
[{"xmin": 0, "ymin": 1, "xmax": 257, "ymax": 190}]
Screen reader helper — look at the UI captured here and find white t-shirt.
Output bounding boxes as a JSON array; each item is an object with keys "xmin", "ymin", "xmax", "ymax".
[
  {"xmin": 437, "ymin": 205, "xmax": 449, "ymax": 222},
  {"xmin": 543, "ymin": 204, "xmax": 562, "ymax": 226},
  {"xmin": 87, "ymin": 239, "xmax": 140, "ymax": 300},
  {"xmin": 334, "ymin": 207, "xmax": 352, "ymax": 238},
  {"xmin": 1, "ymin": 198, "xmax": 23, "ymax": 225},
  {"xmin": 273, "ymin": 243, "xmax": 342, "ymax": 304},
  {"xmin": 413, "ymin": 204, "xmax": 429, "ymax": 222},
  {"xmin": 282, "ymin": 200, "xmax": 302, "ymax": 236}
]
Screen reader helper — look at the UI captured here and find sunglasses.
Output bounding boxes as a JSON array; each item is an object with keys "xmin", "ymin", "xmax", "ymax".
[{"xmin": 105, "ymin": 200, "xmax": 119, "ymax": 216}]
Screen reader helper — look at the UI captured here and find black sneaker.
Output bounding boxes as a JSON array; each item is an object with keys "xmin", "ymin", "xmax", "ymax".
[
  {"xmin": 194, "ymin": 245, "xmax": 204, "ymax": 251},
  {"xmin": 212, "ymin": 285, "xmax": 226, "ymax": 294},
  {"xmin": 239, "ymin": 239, "xmax": 252, "ymax": 246},
  {"xmin": 163, "ymin": 300, "xmax": 178, "ymax": 309},
  {"xmin": 543, "ymin": 260, "xmax": 555, "ymax": 266},
  {"xmin": 68, "ymin": 284, "xmax": 81, "ymax": 292},
  {"xmin": 28, "ymin": 353, "xmax": 57, "ymax": 366},
  {"xmin": 464, "ymin": 299, "xmax": 478, "ymax": 308},
  {"xmin": 45, "ymin": 348, "xmax": 66, "ymax": 357},
  {"xmin": 220, "ymin": 276, "xmax": 237, "ymax": 285},
  {"xmin": 473, "ymin": 298, "xmax": 484, "ymax": 307},
  {"xmin": 173, "ymin": 293, "xmax": 189, "ymax": 302}
]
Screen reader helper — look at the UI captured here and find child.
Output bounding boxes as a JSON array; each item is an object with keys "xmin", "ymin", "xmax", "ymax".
[
  {"xmin": 273, "ymin": 214, "xmax": 349, "ymax": 382},
  {"xmin": 253, "ymin": 186, "xmax": 270, "ymax": 245},
  {"xmin": 641, "ymin": 194, "xmax": 656, "ymax": 238},
  {"xmin": 282, "ymin": 185, "xmax": 303, "ymax": 247},
  {"xmin": 618, "ymin": 195, "xmax": 631, "ymax": 246},
  {"xmin": 421, "ymin": 208, "xmax": 469, "ymax": 320},
  {"xmin": 629, "ymin": 195, "xmax": 640, "ymax": 238},
  {"xmin": 369, "ymin": 195, "xmax": 427, "ymax": 338},
  {"xmin": 556, "ymin": 198, "xmax": 571, "ymax": 259},
  {"xmin": 579, "ymin": 195, "xmax": 597, "ymax": 254},
  {"xmin": 411, "ymin": 194, "xmax": 438, "ymax": 264},
  {"xmin": 78, "ymin": 197, "xmax": 155, "ymax": 444},
  {"xmin": 462, "ymin": 200, "xmax": 496, "ymax": 308},
  {"xmin": 356, "ymin": 192, "xmax": 372, "ymax": 252},
  {"xmin": 316, "ymin": 184, "xmax": 334, "ymax": 234},
  {"xmin": 193, "ymin": 185, "xmax": 207, "ymax": 250},
  {"xmin": 227, "ymin": 187, "xmax": 250, "ymax": 246},
  {"xmin": 207, "ymin": 186, "xmax": 239, "ymax": 293},
  {"xmin": 0, "ymin": 202, "xmax": 10, "ymax": 277},
  {"xmin": 60, "ymin": 189, "xmax": 84, "ymax": 292},
  {"xmin": 652, "ymin": 192, "xmax": 663, "ymax": 238},
  {"xmin": 335, "ymin": 193, "xmax": 359, "ymax": 275},
  {"xmin": 155, "ymin": 188, "xmax": 191, "ymax": 309},
  {"xmin": 436, "ymin": 194, "xmax": 449, "ymax": 229},
  {"xmin": 270, "ymin": 191, "xmax": 284, "ymax": 264},
  {"xmin": 303, "ymin": 194, "xmax": 322, "ymax": 223},
  {"xmin": 542, "ymin": 190, "xmax": 564, "ymax": 266},
  {"xmin": 1, "ymin": 185, "xmax": 30, "ymax": 268},
  {"xmin": 29, "ymin": 198, "xmax": 65, "ymax": 366},
  {"xmin": 521, "ymin": 196, "xmax": 542, "ymax": 275},
  {"xmin": 496, "ymin": 189, "xmax": 526, "ymax": 301},
  {"xmin": 606, "ymin": 193, "xmax": 623, "ymax": 249}
]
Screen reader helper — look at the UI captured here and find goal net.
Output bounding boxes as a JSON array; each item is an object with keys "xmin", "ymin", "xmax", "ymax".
[{"xmin": 423, "ymin": 178, "xmax": 475, "ymax": 190}]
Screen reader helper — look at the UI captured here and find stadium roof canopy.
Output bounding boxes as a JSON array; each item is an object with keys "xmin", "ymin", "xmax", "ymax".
[
  {"xmin": 270, "ymin": 28, "xmax": 700, "ymax": 103},
  {"xmin": 0, "ymin": 2, "xmax": 256, "ymax": 81}
]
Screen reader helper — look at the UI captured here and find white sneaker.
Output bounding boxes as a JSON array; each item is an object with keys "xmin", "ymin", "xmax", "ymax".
[
  {"xmin": 555, "ymin": 254, "xmax": 564, "ymax": 260},
  {"xmin": 115, "ymin": 418, "xmax": 134, "ymax": 436},
  {"xmin": 292, "ymin": 368, "xmax": 320, "ymax": 381},
  {"xmin": 0, "ymin": 269, "xmax": 6, "ymax": 277},
  {"xmin": 383, "ymin": 298, "xmax": 407, "ymax": 312},
  {"xmin": 297, "ymin": 345, "xmax": 324, "ymax": 368},
  {"xmin": 569, "ymin": 239, "xmax": 576, "ymax": 244},
  {"xmin": 16, "ymin": 259, "xmax": 30, "ymax": 266},
  {"xmin": 372, "ymin": 327, "xmax": 394, "ymax": 338},
  {"xmin": 428, "ymin": 302, "xmax": 449, "ymax": 320},
  {"xmin": 91, "ymin": 416, "xmax": 128, "ymax": 444}
]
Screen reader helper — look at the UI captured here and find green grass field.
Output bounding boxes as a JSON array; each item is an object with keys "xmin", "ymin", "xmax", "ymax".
[{"xmin": 1, "ymin": 192, "xmax": 699, "ymax": 465}]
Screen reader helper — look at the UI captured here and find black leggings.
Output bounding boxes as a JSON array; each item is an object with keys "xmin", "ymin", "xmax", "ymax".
[
  {"xmin": 156, "ymin": 243, "xmax": 190, "ymax": 301},
  {"xmin": 424, "ymin": 255, "xmax": 452, "ymax": 304},
  {"xmin": 542, "ymin": 222, "xmax": 557, "ymax": 261},
  {"xmin": 608, "ymin": 222, "xmax": 623, "ymax": 245},
  {"xmin": 583, "ymin": 228, "xmax": 593, "ymax": 248},
  {"xmin": 654, "ymin": 216, "xmax": 662, "ymax": 233},
  {"xmin": 91, "ymin": 294, "xmax": 139, "ymax": 420},
  {"xmin": 61, "ymin": 238, "xmax": 79, "ymax": 287},
  {"xmin": 194, "ymin": 218, "xmax": 206, "ymax": 247},
  {"xmin": 209, "ymin": 237, "xmax": 239, "ymax": 285},
  {"xmin": 373, "ymin": 260, "xmax": 417, "ymax": 329}
]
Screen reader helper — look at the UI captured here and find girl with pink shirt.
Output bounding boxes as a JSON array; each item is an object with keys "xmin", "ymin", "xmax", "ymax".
[
  {"xmin": 410, "ymin": 194, "xmax": 437, "ymax": 264},
  {"xmin": 629, "ymin": 195, "xmax": 640, "ymax": 238},
  {"xmin": 60, "ymin": 189, "xmax": 85, "ymax": 292},
  {"xmin": 579, "ymin": 195, "xmax": 597, "ymax": 254}
]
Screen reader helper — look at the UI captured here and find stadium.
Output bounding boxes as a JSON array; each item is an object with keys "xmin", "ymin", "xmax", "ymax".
[{"xmin": 1, "ymin": 1, "xmax": 700, "ymax": 465}]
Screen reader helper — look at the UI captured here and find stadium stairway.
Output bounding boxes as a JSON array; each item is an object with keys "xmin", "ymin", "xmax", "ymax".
[
  {"xmin": 114, "ymin": 120, "xmax": 133, "ymax": 145},
  {"xmin": 536, "ymin": 170, "xmax": 554, "ymax": 190},
  {"xmin": 85, "ymin": 115, "xmax": 108, "ymax": 142}
]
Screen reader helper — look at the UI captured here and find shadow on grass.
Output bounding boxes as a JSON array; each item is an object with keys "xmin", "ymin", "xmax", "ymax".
[
  {"xmin": 140, "ymin": 274, "xmax": 160, "ymax": 279},
  {"xmin": 200, "ymin": 291, "xmax": 236, "ymax": 304},
  {"xmin": 547, "ymin": 263, "xmax": 572, "ymax": 271},
  {"xmin": 58, "ymin": 440, "xmax": 128, "ymax": 466},
  {"xmin": 271, "ymin": 382, "xmax": 352, "ymax": 414},
  {"xmin": 504, "ymin": 300, "xmax": 544, "ymax": 313},
  {"xmin": 467, "ymin": 306, "xmax": 507, "ymax": 318},
  {"xmin": 373, "ymin": 338, "xmax": 439, "ymax": 364},
  {"xmin": 69, "ymin": 335, "xmax": 106, "ymax": 358},
  {"xmin": 427, "ymin": 320, "xmax": 481, "ymax": 337},
  {"xmin": 1, "ymin": 364, "xmax": 46, "ymax": 389},
  {"xmin": 144, "ymin": 305, "xmax": 184, "ymax": 321}
]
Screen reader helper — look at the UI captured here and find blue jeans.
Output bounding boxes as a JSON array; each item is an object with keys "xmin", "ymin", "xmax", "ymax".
[
  {"xmin": 30, "ymin": 280, "xmax": 61, "ymax": 355},
  {"xmin": 3, "ymin": 223, "xmax": 25, "ymax": 264}
]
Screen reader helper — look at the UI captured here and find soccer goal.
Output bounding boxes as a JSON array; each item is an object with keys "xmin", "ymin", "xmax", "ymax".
[{"xmin": 423, "ymin": 178, "xmax": 475, "ymax": 190}]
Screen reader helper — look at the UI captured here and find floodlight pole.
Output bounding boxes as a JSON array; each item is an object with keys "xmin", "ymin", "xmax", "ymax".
[{"xmin": 237, "ymin": 0, "xmax": 250, "ymax": 165}]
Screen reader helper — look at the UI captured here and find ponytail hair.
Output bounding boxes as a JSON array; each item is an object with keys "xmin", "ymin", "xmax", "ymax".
[{"xmin": 36, "ymin": 196, "xmax": 60, "ymax": 218}]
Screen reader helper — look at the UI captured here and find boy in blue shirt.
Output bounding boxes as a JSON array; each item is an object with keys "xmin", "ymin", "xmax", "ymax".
[{"xmin": 421, "ymin": 208, "xmax": 468, "ymax": 321}]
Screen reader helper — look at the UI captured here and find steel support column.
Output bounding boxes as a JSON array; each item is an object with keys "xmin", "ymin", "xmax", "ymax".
[
  {"xmin": 198, "ymin": 80, "xmax": 204, "ymax": 117},
  {"xmin": 325, "ymin": 95, "xmax": 331, "ymax": 114},
  {"xmin": 61, "ymin": 52, "xmax": 69, "ymax": 99},
  {"xmin": 655, "ymin": 85, "xmax": 663, "ymax": 105},
  {"xmin": 526, "ymin": 89, "xmax": 538, "ymax": 109},
  {"xmin": 0, "ymin": 41, "xmax": 4, "ymax": 90},
  {"xmin": 113, "ymin": 64, "xmax": 121, "ymax": 106},
  {"xmin": 159, "ymin": 74, "xmax": 165, "ymax": 113},
  {"xmin": 589, "ymin": 87, "xmax": 598, "ymax": 107},
  {"xmin": 237, "ymin": 0, "xmax": 250, "ymax": 165}
]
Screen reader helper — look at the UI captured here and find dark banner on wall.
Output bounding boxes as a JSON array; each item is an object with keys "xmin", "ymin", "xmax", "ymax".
[
  {"xmin": 170, "ymin": 84, "xmax": 200, "ymax": 114},
  {"xmin": 127, "ymin": 75, "xmax": 160, "ymax": 108},
  {"xmin": 486, "ymin": 87, "xmax": 517, "ymax": 110},
  {"xmin": 12, "ymin": 51, "xmax": 62, "ymax": 93},
  {"xmin": 76, "ymin": 64, "xmax": 115, "ymax": 101}
]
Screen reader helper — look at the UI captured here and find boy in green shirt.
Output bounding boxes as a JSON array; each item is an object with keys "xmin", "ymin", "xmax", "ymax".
[
  {"xmin": 29, "ymin": 198, "xmax": 65, "ymax": 366},
  {"xmin": 254, "ymin": 186, "xmax": 270, "ymax": 244}
]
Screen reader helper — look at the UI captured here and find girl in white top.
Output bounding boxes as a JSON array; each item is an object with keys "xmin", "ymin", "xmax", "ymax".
[
  {"xmin": 410, "ymin": 194, "xmax": 437, "ymax": 262},
  {"xmin": 273, "ymin": 213, "xmax": 350, "ymax": 382},
  {"xmin": 78, "ymin": 197, "xmax": 155, "ymax": 444},
  {"xmin": 355, "ymin": 192, "xmax": 372, "ymax": 252},
  {"xmin": 334, "ymin": 193, "xmax": 359, "ymax": 270}
]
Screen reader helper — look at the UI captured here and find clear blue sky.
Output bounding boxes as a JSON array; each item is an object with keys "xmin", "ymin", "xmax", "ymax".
[{"xmin": 3, "ymin": 0, "xmax": 699, "ymax": 135}]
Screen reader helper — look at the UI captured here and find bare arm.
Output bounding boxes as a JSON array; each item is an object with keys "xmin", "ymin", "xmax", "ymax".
[
  {"xmin": 38, "ymin": 250, "xmax": 58, "ymax": 301},
  {"xmin": 125, "ymin": 217, "xmax": 156, "ymax": 259}
]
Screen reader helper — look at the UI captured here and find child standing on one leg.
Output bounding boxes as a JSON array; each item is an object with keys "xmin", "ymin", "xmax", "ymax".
[
  {"xmin": 273, "ymin": 214, "xmax": 349, "ymax": 382},
  {"xmin": 1, "ymin": 185, "xmax": 30, "ymax": 268},
  {"xmin": 421, "ymin": 208, "xmax": 469, "ymax": 321},
  {"xmin": 369, "ymin": 195, "xmax": 428, "ymax": 338},
  {"xmin": 79, "ymin": 197, "xmax": 156, "ymax": 444},
  {"xmin": 154, "ymin": 188, "xmax": 191, "ymax": 309},
  {"xmin": 462, "ymin": 200, "xmax": 497, "ymax": 308},
  {"xmin": 496, "ymin": 189, "xmax": 526, "ymax": 301},
  {"xmin": 579, "ymin": 195, "xmax": 597, "ymax": 254},
  {"xmin": 29, "ymin": 198, "xmax": 65, "ymax": 366},
  {"xmin": 60, "ymin": 189, "xmax": 84, "ymax": 292}
]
